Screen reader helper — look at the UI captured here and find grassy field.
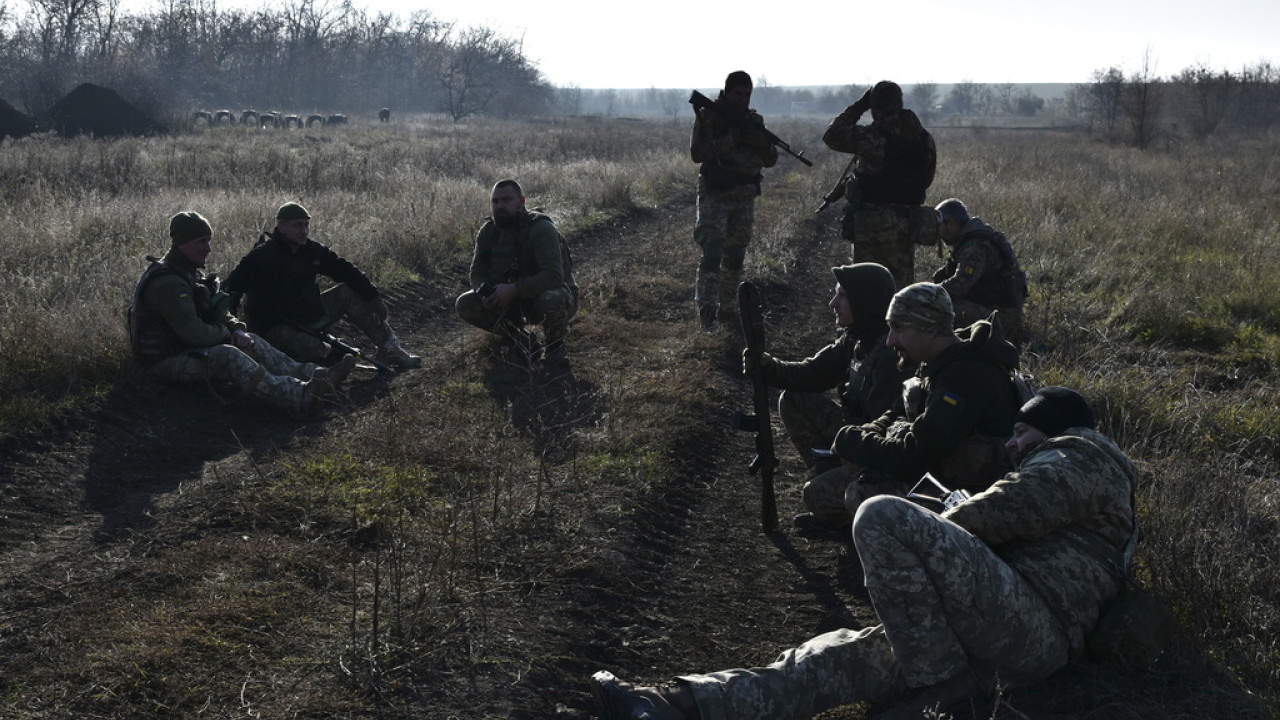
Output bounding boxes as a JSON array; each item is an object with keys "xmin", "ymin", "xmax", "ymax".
[{"xmin": 1, "ymin": 115, "xmax": 1278, "ymax": 715}]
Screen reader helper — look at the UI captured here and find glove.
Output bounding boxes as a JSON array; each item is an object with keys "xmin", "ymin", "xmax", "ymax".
[{"xmin": 850, "ymin": 88, "xmax": 873, "ymax": 115}]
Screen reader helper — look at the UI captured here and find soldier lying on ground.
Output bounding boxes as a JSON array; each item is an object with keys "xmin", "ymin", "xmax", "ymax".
[
  {"xmin": 129, "ymin": 211, "xmax": 355, "ymax": 418},
  {"xmin": 592, "ymin": 386, "xmax": 1137, "ymax": 720}
]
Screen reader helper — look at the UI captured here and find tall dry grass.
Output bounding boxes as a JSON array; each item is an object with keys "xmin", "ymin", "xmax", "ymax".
[{"xmin": 0, "ymin": 116, "xmax": 690, "ymax": 432}]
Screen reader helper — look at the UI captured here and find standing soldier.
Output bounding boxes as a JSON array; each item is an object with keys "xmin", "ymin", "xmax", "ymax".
[
  {"xmin": 690, "ymin": 70, "xmax": 779, "ymax": 331},
  {"xmin": 932, "ymin": 198, "xmax": 1029, "ymax": 344},
  {"xmin": 129, "ymin": 211, "xmax": 354, "ymax": 418},
  {"xmin": 823, "ymin": 80, "xmax": 937, "ymax": 290}
]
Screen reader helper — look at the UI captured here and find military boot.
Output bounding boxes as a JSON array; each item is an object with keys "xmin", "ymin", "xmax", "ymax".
[
  {"xmin": 312, "ymin": 354, "xmax": 357, "ymax": 386},
  {"xmin": 374, "ymin": 329, "xmax": 421, "ymax": 369}
]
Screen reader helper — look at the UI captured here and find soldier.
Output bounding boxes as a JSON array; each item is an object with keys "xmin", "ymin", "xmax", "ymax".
[
  {"xmin": 455, "ymin": 179, "xmax": 578, "ymax": 369},
  {"xmin": 592, "ymin": 386, "xmax": 1137, "ymax": 720},
  {"xmin": 742, "ymin": 263, "xmax": 913, "ymax": 534},
  {"xmin": 129, "ymin": 211, "xmax": 355, "ymax": 418},
  {"xmin": 690, "ymin": 71, "xmax": 779, "ymax": 331},
  {"xmin": 829, "ymin": 282, "xmax": 1026, "ymax": 532},
  {"xmin": 932, "ymin": 198, "xmax": 1029, "ymax": 344},
  {"xmin": 222, "ymin": 202, "xmax": 420, "ymax": 369},
  {"xmin": 822, "ymin": 81, "xmax": 937, "ymax": 290}
]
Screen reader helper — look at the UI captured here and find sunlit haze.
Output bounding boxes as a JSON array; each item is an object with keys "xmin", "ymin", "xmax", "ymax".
[{"xmin": 125, "ymin": 0, "xmax": 1276, "ymax": 89}]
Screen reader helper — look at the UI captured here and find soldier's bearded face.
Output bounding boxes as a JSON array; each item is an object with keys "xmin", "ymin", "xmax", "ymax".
[
  {"xmin": 724, "ymin": 84, "xmax": 752, "ymax": 113},
  {"xmin": 491, "ymin": 186, "xmax": 525, "ymax": 226}
]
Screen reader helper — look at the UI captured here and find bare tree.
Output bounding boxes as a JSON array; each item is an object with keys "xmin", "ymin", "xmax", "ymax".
[
  {"xmin": 1087, "ymin": 67, "xmax": 1126, "ymax": 135},
  {"xmin": 907, "ymin": 82, "xmax": 937, "ymax": 123},
  {"xmin": 1121, "ymin": 50, "xmax": 1164, "ymax": 148},
  {"xmin": 945, "ymin": 80, "xmax": 980, "ymax": 115},
  {"xmin": 1176, "ymin": 64, "xmax": 1235, "ymax": 137}
]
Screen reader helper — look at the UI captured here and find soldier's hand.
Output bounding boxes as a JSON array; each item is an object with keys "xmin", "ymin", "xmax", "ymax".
[
  {"xmin": 742, "ymin": 349, "xmax": 776, "ymax": 377},
  {"xmin": 850, "ymin": 88, "xmax": 873, "ymax": 115}
]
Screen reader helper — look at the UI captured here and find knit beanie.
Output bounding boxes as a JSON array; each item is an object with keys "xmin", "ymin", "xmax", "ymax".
[
  {"xmin": 832, "ymin": 263, "xmax": 896, "ymax": 335},
  {"xmin": 886, "ymin": 282, "xmax": 954, "ymax": 335},
  {"xmin": 1015, "ymin": 386, "xmax": 1096, "ymax": 438},
  {"xmin": 276, "ymin": 202, "xmax": 311, "ymax": 222},
  {"xmin": 169, "ymin": 211, "xmax": 212, "ymax": 247}
]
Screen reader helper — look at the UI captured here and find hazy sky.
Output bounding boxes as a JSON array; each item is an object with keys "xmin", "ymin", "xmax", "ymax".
[{"xmin": 161, "ymin": 0, "xmax": 1278, "ymax": 88}]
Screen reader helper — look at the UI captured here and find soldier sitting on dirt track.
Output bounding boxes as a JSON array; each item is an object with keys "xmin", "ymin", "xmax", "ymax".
[
  {"xmin": 128, "ymin": 211, "xmax": 355, "ymax": 418},
  {"xmin": 455, "ymin": 179, "xmax": 578, "ymax": 370},
  {"xmin": 740, "ymin": 262, "xmax": 914, "ymax": 535},
  {"xmin": 222, "ymin": 202, "xmax": 420, "ymax": 370},
  {"xmin": 592, "ymin": 386, "xmax": 1138, "ymax": 720}
]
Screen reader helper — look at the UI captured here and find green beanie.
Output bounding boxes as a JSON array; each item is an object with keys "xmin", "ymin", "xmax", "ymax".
[
  {"xmin": 169, "ymin": 211, "xmax": 213, "ymax": 247},
  {"xmin": 276, "ymin": 202, "xmax": 311, "ymax": 222}
]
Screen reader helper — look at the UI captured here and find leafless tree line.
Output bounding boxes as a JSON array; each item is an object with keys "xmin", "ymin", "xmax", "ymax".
[
  {"xmin": 0, "ymin": 0, "xmax": 554, "ymax": 121},
  {"xmin": 1066, "ymin": 53, "xmax": 1280, "ymax": 148}
]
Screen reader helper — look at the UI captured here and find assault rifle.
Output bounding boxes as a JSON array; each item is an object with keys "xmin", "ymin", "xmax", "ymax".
[
  {"xmin": 816, "ymin": 154, "xmax": 859, "ymax": 213},
  {"xmin": 689, "ymin": 90, "xmax": 813, "ymax": 167},
  {"xmin": 734, "ymin": 281, "xmax": 780, "ymax": 532},
  {"xmin": 289, "ymin": 319, "xmax": 394, "ymax": 374}
]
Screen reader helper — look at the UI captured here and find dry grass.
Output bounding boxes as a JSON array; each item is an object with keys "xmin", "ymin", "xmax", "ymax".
[{"xmin": 1, "ymin": 117, "xmax": 1278, "ymax": 717}]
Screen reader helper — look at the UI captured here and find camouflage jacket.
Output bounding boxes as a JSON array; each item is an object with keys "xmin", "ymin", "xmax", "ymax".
[
  {"xmin": 934, "ymin": 218, "xmax": 1028, "ymax": 309},
  {"xmin": 832, "ymin": 317, "xmax": 1022, "ymax": 486},
  {"xmin": 129, "ymin": 250, "xmax": 243, "ymax": 360},
  {"xmin": 764, "ymin": 329, "xmax": 909, "ymax": 424},
  {"xmin": 469, "ymin": 210, "xmax": 577, "ymax": 300},
  {"xmin": 944, "ymin": 427, "xmax": 1137, "ymax": 656},
  {"xmin": 822, "ymin": 105, "xmax": 935, "ymax": 205},
  {"xmin": 690, "ymin": 96, "xmax": 778, "ymax": 193}
]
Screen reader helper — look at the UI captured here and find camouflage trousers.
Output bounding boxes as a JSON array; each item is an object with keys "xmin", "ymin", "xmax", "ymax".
[
  {"xmin": 147, "ymin": 334, "xmax": 318, "ymax": 416},
  {"xmin": 694, "ymin": 180, "xmax": 758, "ymax": 312},
  {"xmin": 456, "ymin": 286, "xmax": 578, "ymax": 349},
  {"xmin": 262, "ymin": 284, "xmax": 396, "ymax": 364},
  {"xmin": 680, "ymin": 496, "xmax": 1071, "ymax": 720},
  {"xmin": 844, "ymin": 205, "xmax": 919, "ymax": 290}
]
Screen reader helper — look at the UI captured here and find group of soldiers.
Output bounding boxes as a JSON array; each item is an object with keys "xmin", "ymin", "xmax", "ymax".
[
  {"xmin": 126, "ymin": 75, "xmax": 1139, "ymax": 720},
  {"xmin": 129, "ymin": 182, "xmax": 579, "ymax": 416},
  {"xmin": 591, "ymin": 75, "xmax": 1139, "ymax": 720}
]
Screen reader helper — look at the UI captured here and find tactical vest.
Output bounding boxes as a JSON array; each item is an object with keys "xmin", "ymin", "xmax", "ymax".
[
  {"xmin": 478, "ymin": 211, "xmax": 576, "ymax": 295},
  {"xmin": 839, "ymin": 333, "xmax": 888, "ymax": 420},
  {"xmin": 952, "ymin": 229, "xmax": 1028, "ymax": 308},
  {"xmin": 128, "ymin": 258, "xmax": 212, "ymax": 361},
  {"xmin": 856, "ymin": 129, "xmax": 934, "ymax": 205}
]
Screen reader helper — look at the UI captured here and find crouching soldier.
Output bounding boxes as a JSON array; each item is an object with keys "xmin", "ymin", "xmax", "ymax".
[{"xmin": 129, "ymin": 211, "xmax": 355, "ymax": 418}]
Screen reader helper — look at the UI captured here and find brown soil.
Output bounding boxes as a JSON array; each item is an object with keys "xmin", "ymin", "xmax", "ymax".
[{"xmin": 0, "ymin": 193, "xmax": 1265, "ymax": 719}]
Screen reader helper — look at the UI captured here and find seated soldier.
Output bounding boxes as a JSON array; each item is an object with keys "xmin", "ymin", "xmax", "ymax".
[
  {"xmin": 129, "ymin": 211, "xmax": 355, "ymax": 418},
  {"xmin": 932, "ymin": 198, "xmax": 1029, "ymax": 344}
]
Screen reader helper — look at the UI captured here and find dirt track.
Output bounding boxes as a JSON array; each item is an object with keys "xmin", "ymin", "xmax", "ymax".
[{"xmin": 0, "ymin": 193, "xmax": 1266, "ymax": 719}]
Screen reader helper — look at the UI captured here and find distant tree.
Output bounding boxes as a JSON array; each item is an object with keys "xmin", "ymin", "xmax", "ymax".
[
  {"xmin": 907, "ymin": 82, "xmax": 937, "ymax": 122},
  {"xmin": 1234, "ymin": 61, "xmax": 1280, "ymax": 131},
  {"xmin": 1086, "ymin": 66, "xmax": 1126, "ymax": 135},
  {"xmin": 1120, "ymin": 50, "xmax": 1164, "ymax": 148},
  {"xmin": 1011, "ymin": 87, "xmax": 1044, "ymax": 117},
  {"xmin": 1175, "ymin": 64, "xmax": 1235, "ymax": 137}
]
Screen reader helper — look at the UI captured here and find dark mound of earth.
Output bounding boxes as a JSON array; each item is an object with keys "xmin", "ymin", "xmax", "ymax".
[
  {"xmin": 46, "ymin": 82, "xmax": 166, "ymax": 138},
  {"xmin": 0, "ymin": 96, "xmax": 39, "ymax": 140}
]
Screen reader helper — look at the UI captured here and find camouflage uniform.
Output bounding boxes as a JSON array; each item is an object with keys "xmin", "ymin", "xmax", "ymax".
[
  {"xmin": 833, "ymin": 317, "xmax": 1023, "ymax": 519},
  {"xmin": 677, "ymin": 427, "xmax": 1136, "ymax": 720},
  {"xmin": 823, "ymin": 105, "xmax": 936, "ymax": 290},
  {"xmin": 129, "ymin": 250, "xmax": 321, "ymax": 417},
  {"xmin": 691, "ymin": 94, "xmax": 778, "ymax": 322},
  {"xmin": 222, "ymin": 229, "xmax": 408, "ymax": 365},
  {"xmin": 933, "ymin": 217, "xmax": 1029, "ymax": 342},
  {"xmin": 455, "ymin": 209, "xmax": 578, "ymax": 362}
]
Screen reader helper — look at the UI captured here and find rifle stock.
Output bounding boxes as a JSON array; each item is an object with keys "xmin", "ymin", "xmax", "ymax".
[
  {"xmin": 816, "ymin": 154, "xmax": 858, "ymax": 214},
  {"xmin": 288, "ymin": 319, "xmax": 395, "ymax": 374},
  {"xmin": 689, "ymin": 90, "xmax": 813, "ymax": 167},
  {"xmin": 736, "ymin": 281, "xmax": 780, "ymax": 532}
]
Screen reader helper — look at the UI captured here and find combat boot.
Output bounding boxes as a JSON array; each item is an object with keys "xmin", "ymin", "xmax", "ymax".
[
  {"xmin": 313, "ymin": 354, "xmax": 357, "ymax": 386},
  {"xmin": 375, "ymin": 330, "xmax": 421, "ymax": 369},
  {"xmin": 590, "ymin": 671, "xmax": 699, "ymax": 720},
  {"xmin": 299, "ymin": 378, "xmax": 339, "ymax": 418}
]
